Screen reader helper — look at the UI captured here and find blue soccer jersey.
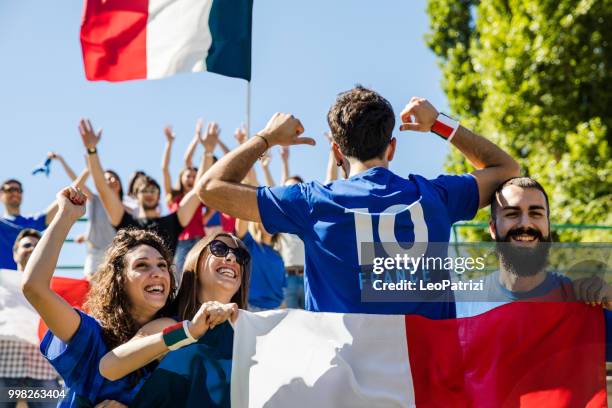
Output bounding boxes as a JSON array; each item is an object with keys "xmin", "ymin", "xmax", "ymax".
[{"xmin": 257, "ymin": 167, "xmax": 479, "ymax": 316}]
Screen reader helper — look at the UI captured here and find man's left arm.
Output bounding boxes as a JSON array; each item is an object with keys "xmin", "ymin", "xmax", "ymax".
[{"xmin": 399, "ymin": 98, "xmax": 520, "ymax": 209}]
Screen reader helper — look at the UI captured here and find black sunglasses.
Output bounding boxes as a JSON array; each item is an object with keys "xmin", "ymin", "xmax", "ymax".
[
  {"xmin": 3, "ymin": 187, "xmax": 22, "ymax": 193},
  {"xmin": 208, "ymin": 240, "xmax": 250, "ymax": 265}
]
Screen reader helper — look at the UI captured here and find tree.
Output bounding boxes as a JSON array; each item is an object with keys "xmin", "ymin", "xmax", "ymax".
[{"xmin": 426, "ymin": 0, "xmax": 612, "ymax": 242}]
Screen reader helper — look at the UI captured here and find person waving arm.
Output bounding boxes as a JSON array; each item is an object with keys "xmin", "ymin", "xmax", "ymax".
[{"xmin": 22, "ymin": 187, "xmax": 87, "ymax": 343}]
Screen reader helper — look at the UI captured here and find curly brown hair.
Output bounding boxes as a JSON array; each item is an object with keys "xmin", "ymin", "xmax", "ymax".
[
  {"xmin": 174, "ymin": 232, "xmax": 251, "ymax": 321},
  {"xmin": 84, "ymin": 229, "xmax": 176, "ymax": 350},
  {"xmin": 327, "ymin": 85, "xmax": 395, "ymax": 161}
]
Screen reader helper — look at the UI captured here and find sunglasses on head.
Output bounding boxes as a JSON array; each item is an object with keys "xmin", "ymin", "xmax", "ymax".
[
  {"xmin": 208, "ymin": 240, "xmax": 250, "ymax": 265},
  {"xmin": 3, "ymin": 187, "xmax": 22, "ymax": 193}
]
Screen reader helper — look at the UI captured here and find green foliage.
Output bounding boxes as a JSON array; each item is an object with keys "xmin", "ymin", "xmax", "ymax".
[{"xmin": 426, "ymin": 0, "xmax": 612, "ymax": 242}]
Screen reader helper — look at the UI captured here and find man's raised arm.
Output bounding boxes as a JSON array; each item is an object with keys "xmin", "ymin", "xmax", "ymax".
[
  {"xmin": 399, "ymin": 98, "xmax": 520, "ymax": 209},
  {"xmin": 196, "ymin": 113, "xmax": 315, "ymax": 222},
  {"xmin": 79, "ymin": 119, "xmax": 125, "ymax": 226}
]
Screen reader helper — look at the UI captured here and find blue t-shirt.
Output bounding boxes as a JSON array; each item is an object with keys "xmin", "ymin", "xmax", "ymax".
[
  {"xmin": 257, "ymin": 167, "xmax": 479, "ymax": 316},
  {"xmin": 241, "ymin": 233, "xmax": 286, "ymax": 309},
  {"xmin": 455, "ymin": 271, "xmax": 612, "ymax": 361},
  {"xmin": 131, "ymin": 322, "xmax": 234, "ymax": 408},
  {"xmin": 0, "ymin": 214, "xmax": 46, "ymax": 269},
  {"xmin": 206, "ymin": 211, "xmax": 222, "ymax": 227},
  {"xmin": 41, "ymin": 310, "xmax": 150, "ymax": 407}
]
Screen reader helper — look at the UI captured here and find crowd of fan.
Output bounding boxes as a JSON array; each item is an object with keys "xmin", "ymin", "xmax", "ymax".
[
  {"xmin": 0, "ymin": 112, "xmax": 339, "ymax": 406},
  {"xmin": 1, "ymin": 86, "xmax": 609, "ymax": 407}
]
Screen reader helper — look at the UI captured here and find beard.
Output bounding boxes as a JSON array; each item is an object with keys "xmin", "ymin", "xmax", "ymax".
[{"xmin": 495, "ymin": 227, "xmax": 552, "ymax": 277}]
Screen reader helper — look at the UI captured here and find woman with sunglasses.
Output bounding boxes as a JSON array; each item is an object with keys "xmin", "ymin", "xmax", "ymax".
[
  {"xmin": 98, "ymin": 232, "xmax": 251, "ymax": 403},
  {"xmin": 22, "ymin": 186, "xmax": 176, "ymax": 407}
]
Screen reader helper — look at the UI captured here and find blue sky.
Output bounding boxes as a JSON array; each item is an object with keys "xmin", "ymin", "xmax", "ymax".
[{"xmin": 0, "ymin": 0, "xmax": 451, "ymax": 275}]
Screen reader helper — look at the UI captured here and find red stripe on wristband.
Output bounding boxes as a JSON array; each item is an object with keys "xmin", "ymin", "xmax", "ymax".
[
  {"xmin": 431, "ymin": 121, "xmax": 454, "ymax": 139},
  {"xmin": 431, "ymin": 113, "xmax": 459, "ymax": 141},
  {"xmin": 162, "ymin": 322, "xmax": 184, "ymax": 335}
]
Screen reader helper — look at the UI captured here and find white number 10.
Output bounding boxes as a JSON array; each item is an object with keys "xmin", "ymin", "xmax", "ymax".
[{"xmin": 347, "ymin": 199, "xmax": 429, "ymax": 265}]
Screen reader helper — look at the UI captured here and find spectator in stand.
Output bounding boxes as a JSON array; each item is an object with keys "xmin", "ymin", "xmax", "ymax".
[
  {"xmin": 274, "ymin": 146, "xmax": 307, "ymax": 309},
  {"xmin": 124, "ymin": 170, "xmax": 146, "ymax": 215},
  {"xmin": 161, "ymin": 120, "xmax": 218, "ymax": 277},
  {"xmin": 203, "ymin": 128, "xmax": 240, "ymax": 236},
  {"xmin": 0, "ymin": 179, "xmax": 58, "ymax": 270},
  {"xmin": 197, "ymin": 87, "xmax": 520, "ymax": 316},
  {"xmin": 22, "ymin": 186, "xmax": 177, "ymax": 407},
  {"xmin": 234, "ymin": 146, "xmax": 285, "ymax": 311},
  {"xmin": 78, "ymin": 119, "xmax": 202, "ymax": 281},
  {"xmin": 48, "ymin": 152, "xmax": 126, "ymax": 277},
  {"xmin": 1, "ymin": 229, "xmax": 61, "ymax": 407}
]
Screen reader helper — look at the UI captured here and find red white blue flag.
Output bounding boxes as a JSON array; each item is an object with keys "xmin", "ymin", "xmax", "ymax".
[
  {"xmin": 231, "ymin": 303, "xmax": 607, "ymax": 407},
  {"xmin": 80, "ymin": 0, "xmax": 253, "ymax": 82}
]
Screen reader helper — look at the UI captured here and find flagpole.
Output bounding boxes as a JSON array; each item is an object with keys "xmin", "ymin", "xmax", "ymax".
[{"xmin": 246, "ymin": 80, "xmax": 251, "ymax": 138}]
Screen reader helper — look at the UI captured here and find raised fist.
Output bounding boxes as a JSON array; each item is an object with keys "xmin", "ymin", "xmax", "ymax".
[
  {"xmin": 56, "ymin": 186, "xmax": 87, "ymax": 222},
  {"xmin": 399, "ymin": 97, "xmax": 439, "ymax": 132}
]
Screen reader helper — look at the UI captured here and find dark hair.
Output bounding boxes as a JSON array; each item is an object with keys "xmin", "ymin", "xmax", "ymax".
[
  {"xmin": 104, "ymin": 169, "xmax": 124, "ymax": 201},
  {"xmin": 134, "ymin": 175, "xmax": 161, "ymax": 194},
  {"xmin": 127, "ymin": 171, "xmax": 146, "ymax": 197},
  {"xmin": 286, "ymin": 175, "xmax": 304, "ymax": 184},
  {"xmin": 84, "ymin": 228, "xmax": 176, "ymax": 350},
  {"xmin": 13, "ymin": 228, "xmax": 41, "ymax": 252},
  {"xmin": 2, "ymin": 179, "xmax": 22, "ymax": 191},
  {"xmin": 327, "ymin": 85, "xmax": 395, "ymax": 161},
  {"xmin": 490, "ymin": 177, "xmax": 550, "ymax": 220},
  {"xmin": 173, "ymin": 233, "xmax": 251, "ymax": 321}
]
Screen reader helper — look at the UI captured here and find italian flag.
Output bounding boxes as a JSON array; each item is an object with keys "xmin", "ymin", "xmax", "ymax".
[
  {"xmin": 231, "ymin": 303, "xmax": 606, "ymax": 407},
  {"xmin": 80, "ymin": 0, "xmax": 253, "ymax": 82}
]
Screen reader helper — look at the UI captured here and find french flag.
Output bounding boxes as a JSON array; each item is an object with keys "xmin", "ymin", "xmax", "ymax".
[
  {"xmin": 0, "ymin": 269, "xmax": 90, "ymax": 344},
  {"xmin": 231, "ymin": 303, "xmax": 607, "ymax": 407},
  {"xmin": 80, "ymin": 0, "xmax": 253, "ymax": 82}
]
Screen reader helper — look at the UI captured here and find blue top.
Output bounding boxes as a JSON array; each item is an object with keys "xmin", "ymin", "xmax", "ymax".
[
  {"xmin": 257, "ymin": 168, "xmax": 479, "ymax": 315},
  {"xmin": 0, "ymin": 214, "xmax": 46, "ymax": 269},
  {"xmin": 241, "ymin": 232, "xmax": 286, "ymax": 309},
  {"xmin": 206, "ymin": 211, "xmax": 222, "ymax": 227},
  {"xmin": 131, "ymin": 321, "xmax": 234, "ymax": 408},
  {"xmin": 40, "ymin": 310, "xmax": 150, "ymax": 407},
  {"xmin": 455, "ymin": 271, "xmax": 575, "ymax": 317},
  {"xmin": 455, "ymin": 271, "xmax": 612, "ymax": 361}
]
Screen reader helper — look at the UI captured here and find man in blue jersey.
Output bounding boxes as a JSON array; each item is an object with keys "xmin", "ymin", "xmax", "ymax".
[
  {"xmin": 0, "ymin": 179, "xmax": 59, "ymax": 269},
  {"xmin": 197, "ymin": 86, "xmax": 519, "ymax": 316}
]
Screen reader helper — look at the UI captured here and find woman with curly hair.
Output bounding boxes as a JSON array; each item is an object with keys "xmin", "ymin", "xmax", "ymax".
[
  {"xmin": 22, "ymin": 186, "xmax": 176, "ymax": 407},
  {"xmin": 98, "ymin": 231, "xmax": 251, "ymax": 406}
]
